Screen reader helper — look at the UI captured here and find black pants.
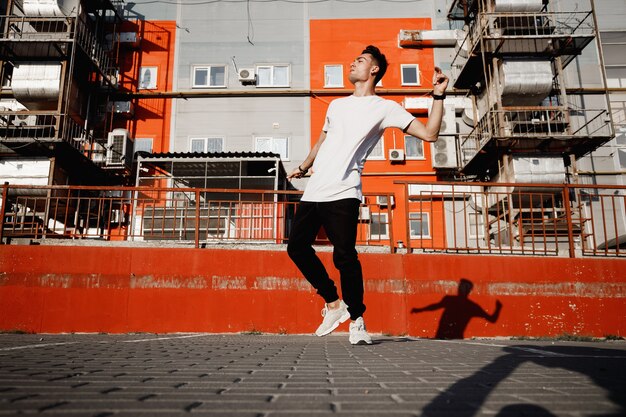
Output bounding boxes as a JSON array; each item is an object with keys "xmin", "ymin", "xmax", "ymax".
[{"xmin": 287, "ymin": 198, "xmax": 365, "ymax": 320}]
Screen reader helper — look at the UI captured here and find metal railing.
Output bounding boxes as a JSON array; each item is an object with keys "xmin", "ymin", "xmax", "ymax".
[
  {"xmin": 395, "ymin": 181, "xmax": 625, "ymax": 258},
  {"xmin": 1, "ymin": 183, "xmax": 624, "ymax": 257},
  {"xmin": 460, "ymin": 107, "xmax": 612, "ymax": 166},
  {"xmin": 452, "ymin": 11, "xmax": 596, "ymax": 81},
  {"xmin": 0, "ymin": 184, "xmax": 395, "ymax": 252},
  {"xmin": 0, "ymin": 14, "xmax": 113, "ymax": 73},
  {"xmin": 0, "ymin": 112, "xmax": 96, "ymax": 153},
  {"xmin": 0, "ymin": 15, "xmax": 74, "ymax": 41}
]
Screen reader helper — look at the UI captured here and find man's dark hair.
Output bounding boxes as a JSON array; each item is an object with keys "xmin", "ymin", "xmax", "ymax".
[{"xmin": 362, "ymin": 45, "xmax": 388, "ymax": 84}]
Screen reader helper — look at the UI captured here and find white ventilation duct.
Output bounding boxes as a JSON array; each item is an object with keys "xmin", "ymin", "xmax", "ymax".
[
  {"xmin": 494, "ymin": 0, "xmax": 544, "ymax": 12},
  {"xmin": 462, "ymin": 107, "xmax": 475, "ymax": 127},
  {"xmin": 11, "ymin": 63, "xmax": 62, "ymax": 110},
  {"xmin": 23, "ymin": 0, "xmax": 80, "ymax": 17},
  {"xmin": 499, "ymin": 60, "xmax": 553, "ymax": 106}
]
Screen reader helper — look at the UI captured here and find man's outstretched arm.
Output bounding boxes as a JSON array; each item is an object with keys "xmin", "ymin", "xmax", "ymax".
[
  {"xmin": 287, "ymin": 131, "xmax": 327, "ymax": 179},
  {"xmin": 404, "ymin": 67, "xmax": 449, "ymax": 143}
]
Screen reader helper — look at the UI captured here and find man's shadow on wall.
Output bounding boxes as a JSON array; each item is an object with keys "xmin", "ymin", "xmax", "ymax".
[{"xmin": 411, "ymin": 278, "xmax": 502, "ymax": 339}]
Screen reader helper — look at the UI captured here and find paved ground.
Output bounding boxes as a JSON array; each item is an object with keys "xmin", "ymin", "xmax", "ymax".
[{"xmin": 0, "ymin": 333, "xmax": 625, "ymax": 417}]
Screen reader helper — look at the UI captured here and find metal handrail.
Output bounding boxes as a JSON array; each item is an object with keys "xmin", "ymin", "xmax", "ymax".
[{"xmin": 1, "ymin": 182, "xmax": 624, "ymax": 258}]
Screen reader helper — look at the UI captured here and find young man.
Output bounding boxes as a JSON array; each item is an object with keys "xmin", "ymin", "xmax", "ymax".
[{"xmin": 287, "ymin": 45, "xmax": 449, "ymax": 345}]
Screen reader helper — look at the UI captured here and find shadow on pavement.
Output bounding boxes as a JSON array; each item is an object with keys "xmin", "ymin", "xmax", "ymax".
[{"xmin": 421, "ymin": 344, "xmax": 626, "ymax": 417}]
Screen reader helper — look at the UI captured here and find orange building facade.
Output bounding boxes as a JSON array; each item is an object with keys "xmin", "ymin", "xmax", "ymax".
[{"xmin": 117, "ymin": 20, "xmax": 177, "ymax": 158}]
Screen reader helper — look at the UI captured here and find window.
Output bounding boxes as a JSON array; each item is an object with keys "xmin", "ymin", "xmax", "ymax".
[
  {"xmin": 467, "ymin": 212, "xmax": 485, "ymax": 239},
  {"xmin": 366, "ymin": 137, "xmax": 384, "ymax": 160},
  {"xmin": 189, "ymin": 137, "xmax": 224, "ymax": 153},
  {"xmin": 255, "ymin": 136, "xmax": 289, "ymax": 160},
  {"xmin": 139, "ymin": 66, "xmax": 158, "ymax": 89},
  {"xmin": 256, "ymin": 65, "xmax": 290, "ymax": 87},
  {"xmin": 133, "ymin": 138, "xmax": 153, "ymax": 156},
  {"xmin": 192, "ymin": 65, "xmax": 226, "ymax": 88},
  {"xmin": 370, "ymin": 212, "xmax": 389, "ymax": 239},
  {"xmin": 324, "ymin": 65, "xmax": 343, "ymax": 87},
  {"xmin": 404, "ymin": 135, "xmax": 424, "ymax": 159},
  {"xmin": 409, "ymin": 212, "xmax": 430, "ymax": 238},
  {"xmin": 401, "ymin": 64, "xmax": 420, "ymax": 86}
]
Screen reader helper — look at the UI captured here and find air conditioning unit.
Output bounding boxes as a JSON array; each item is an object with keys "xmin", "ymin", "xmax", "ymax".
[
  {"xmin": 238, "ymin": 68, "xmax": 256, "ymax": 84},
  {"xmin": 106, "ymin": 129, "xmax": 133, "ymax": 168},
  {"xmin": 389, "ymin": 148, "xmax": 405, "ymax": 162},
  {"xmin": 119, "ymin": 32, "xmax": 141, "ymax": 48},
  {"xmin": 430, "ymin": 103, "xmax": 458, "ymax": 169},
  {"xmin": 0, "ymin": 100, "xmax": 36, "ymax": 127},
  {"xmin": 11, "ymin": 112, "xmax": 37, "ymax": 127},
  {"xmin": 376, "ymin": 195, "xmax": 395, "ymax": 206}
]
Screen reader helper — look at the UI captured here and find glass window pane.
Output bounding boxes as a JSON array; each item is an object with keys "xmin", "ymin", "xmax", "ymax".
[
  {"xmin": 257, "ymin": 67, "xmax": 271, "ymax": 86},
  {"xmin": 134, "ymin": 138, "xmax": 153, "ymax": 154},
  {"xmin": 402, "ymin": 65, "xmax": 418, "ymax": 85},
  {"xmin": 325, "ymin": 65, "xmax": 343, "ymax": 87},
  {"xmin": 273, "ymin": 66, "xmax": 289, "ymax": 86},
  {"xmin": 272, "ymin": 137, "xmax": 288, "ymax": 159},
  {"xmin": 405, "ymin": 135, "xmax": 423, "ymax": 158},
  {"xmin": 409, "ymin": 212, "xmax": 429, "ymax": 237},
  {"xmin": 367, "ymin": 138, "xmax": 383, "ymax": 159},
  {"xmin": 370, "ymin": 213, "xmax": 388, "ymax": 238},
  {"xmin": 190, "ymin": 138, "xmax": 205, "ymax": 152},
  {"xmin": 256, "ymin": 137, "xmax": 272, "ymax": 153},
  {"xmin": 139, "ymin": 67, "xmax": 157, "ymax": 89},
  {"xmin": 210, "ymin": 66, "xmax": 225, "ymax": 86},
  {"xmin": 194, "ymin": 68, "xmax": 208, "ymax": 86},
  {"xmin": 206, "ymin": 137, "xmax": 223, "ymax": 152}
]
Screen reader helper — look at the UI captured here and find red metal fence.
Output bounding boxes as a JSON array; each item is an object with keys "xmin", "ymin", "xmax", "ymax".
[{"xmin": 1, "ymin": 182, "xmax": 624, "ymax": 257}]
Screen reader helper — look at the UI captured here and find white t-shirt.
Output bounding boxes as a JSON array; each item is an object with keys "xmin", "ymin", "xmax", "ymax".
[{"xmin": 301, "ymin": 95, "xmax": 415, "ymax": 202}]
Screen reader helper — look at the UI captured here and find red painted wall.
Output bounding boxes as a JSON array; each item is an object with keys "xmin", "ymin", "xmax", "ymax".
[
  {"xmin": 1, "ymin": 245, "xmax": 624, "ymax": 338},
  {"xmin": 118, "ymin": 20, "xmax": 176, "ymax": 154}
]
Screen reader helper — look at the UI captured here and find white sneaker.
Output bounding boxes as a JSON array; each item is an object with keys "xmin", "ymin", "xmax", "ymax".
[
  {"xmin": 315, "ymin": 300, "xmax": 350, "ymax": 337},
  {"xmin": 349, "ymin": 317, "xmax": 372, "ymax": 345}
]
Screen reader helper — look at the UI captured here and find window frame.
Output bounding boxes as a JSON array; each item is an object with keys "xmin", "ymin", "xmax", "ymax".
[
  {"xmin": 189, "ymin": 136, "xmax": 225, "ymax": 153},
  {"xmin": 254, "ymin": 136, "xmax": 290, "ymax": 161},
  {"xmin": 255, "ymin": 64, "xmax": 290, "ymax": 88},
  {"xmin": 404, "ymin": 134, "xmax": 425, "ymax": 160},
  {"xmin": 191, "ymin": 65, "xmax": 227, "ymax": 88},
  {"xmin": 324, "ymin": 64, "xmax": 344, "ymax": 88},
  {"xmin": 467, "ymin": 211, "xmax": 486, "ymax": 239},
  {"xmin": 401, "ymin": 64, "xmax": 421, "ymax": 86},
  {"xmin": 139, "ymin": 66, "xmax": 158, "ymax": 90},
  {"xmin": 133, "ymin": 137, "xmax": 154, "ymax": 157},
  {"xmin": 370, "ymin": 212, "xmax": 389, "ymax": 240},
  {"xmin": 366, "ymin": 137, "xmax": 385, "ymax": 160},
  {"xmin": 409, "ymin": 212, "xmax": 431, "ymax": 239}
]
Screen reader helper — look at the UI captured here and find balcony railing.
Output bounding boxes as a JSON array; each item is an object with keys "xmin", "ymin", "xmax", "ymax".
[
  {"xmin": 1, "ymin": 183, "xmax": 624, "ymax": 258},
  {"xmin": 460, "ymin": 107, "xmax": 613, "ymax": 167},
  {"xmin": 0, "ymin": 15, "xmax": 113, "ymax": 72},
  {"xmin": 396, "ymin": 181, "xmax": 625, "ymax": 258},
  {"xmin": 452, "ymin": 11, "xmax": 596, "ymax": 86},
  {"xmin": 0, "ymin": 112, "xmax": 95, "ymax": 153}
]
